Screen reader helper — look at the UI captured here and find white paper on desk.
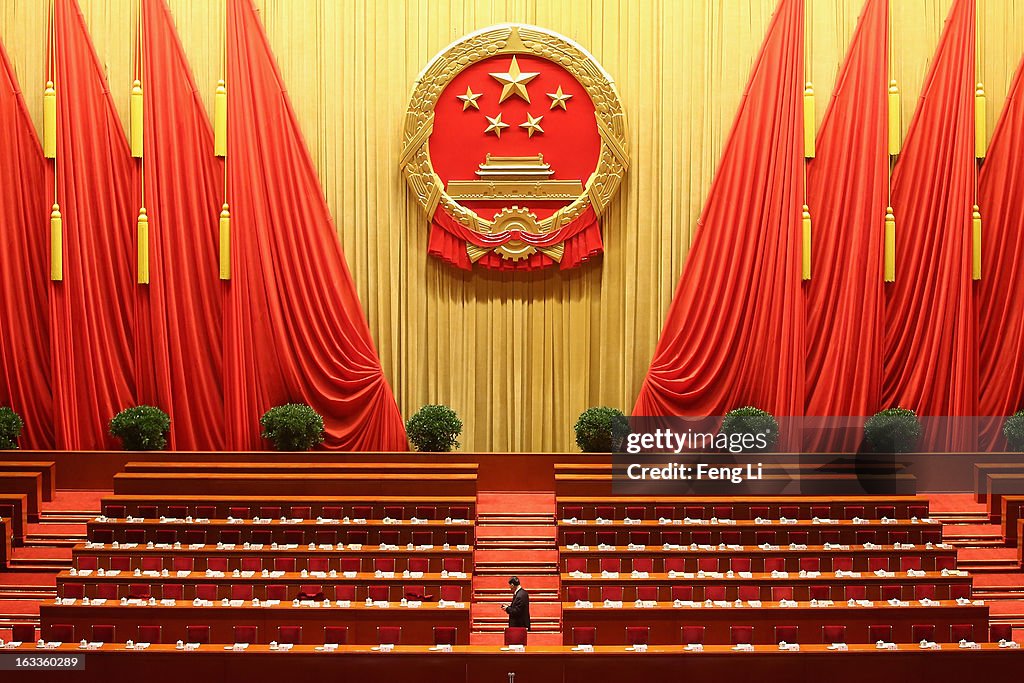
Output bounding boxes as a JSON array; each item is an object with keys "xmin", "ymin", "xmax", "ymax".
[{"xmin": 160, "ymin": 599, "xmax": 176, "ymax": 606}]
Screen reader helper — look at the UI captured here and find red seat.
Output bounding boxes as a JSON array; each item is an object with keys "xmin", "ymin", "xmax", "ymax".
[
  {"xmin": 219, "ymin": 530, "xmax": 241, "ymax": 545},
  {"xmin": 290, "ymin": 506, "xmax": 311, "ymax": 519},
  {"xmin": 278, "ymin": 626, "xmax": 302, "ymax": 644},
  {"xmin": 595, "ymin": 505, "xmax": 615, "ymax": 520},
  {"xmin": 374, "ymin": 558, "xmax": 397, "ymax": 573},
  {"xmin": 125, "ymin": 529, "xmax": 147, "ymax": 544},
  {"xmin": 351, "ymin": 505, "xmax": 373, "ymax": 519},
  {"xmin": 654, "ymin": 506, "xmax": 674, "ymax": 520},
  {"xmin": 195, "ymin": 505, "xmax": 216, "ymax": 519},
  {"xmin": 195, "ymin": 584, "xmax": 218, "ymax": 600},
  {"xmin": 562, "ymin": 505, "xmax": 584, "ymax": 519},
  {"xmin": 207, "ymin": 557, "xmax": 228, "ymax": 572},
  {"xmin": 104, "ymin": 504, "xmax": 126, "ymax": 518},
  {"xmin": 755, "ymin": 531, "xmax": 776, "ymax": 545},
  {"xmin": 230, "ymin": 585, "xmax": 253, "ymax": 601},
  {"xmin": 185, "ymin": 625, "xmax": 210, "ymax": 644},
  {"xmin": 138, "ymin": 505, "xmax": 159, "ymax": 518},
  {"xmin": 48, "ymin": 626, "xmax": 74, "ymax": 643},
  {"xmin": 950, "ymin": 624, "xmax": 974, "ymax": 641},
  {"xmin": 787, "ymin": 531, "xmax": 808, "ymax": 545},
  {"xmin": 384, "ymin": 506, "xmax": 404, "ymax": 520},
  {"xmin": 273, "ymin": 558, "xmax": 296, "ymax": 572},
  {"xmin": 880, "ymin": 585, "xmax": 901, "ymax": 601},
  {"xmin": 449, "ymin": 506, "xmax": 470, "ymax": 520},
  {"xmin": 681, "ymin": 625, "xmax": 705, "ymax": 645},
  {"xmin": 798, "ymin": 557, "xmax": 819, "ymax": 572},
  {"xmin": 819, "ymin": 530, "xmax": 841, "ymax": 544},
  {"xmin": 572, "ymin": 626, "xmax": 596, "ymax": 646},
  {"xmin": 566, "ymin": 558, "xmax": 587, "ymax": 573},
  {"xmin": 867, "ymin": 557, "xmax": 889, "ymax": 572},
  {"xmin": 912, "ymin": 624, "xmax": 936, "ymax": 642},
  {"xmin": 298, "ymin": 584, "xmax": 326, "ymax": 600},
  {"xmin": 832, "ymin": 557, "xmax": 853, "ymax": 572},
  {"xmin": 822, "ymin": 625, "xmax": 846, "ymax": 643},
  {"xmin": 810, "ymin": 505, "xmax": 831, "ymax": 518},
  {"xmin": 624, "ymin": 506, "xmax": 645, "ymax": 520},
  {"xmin": 637, "ymin": 585, "xmax": 659, "ymax": 601},
  {"xmin": 900, "ymin": 557, "xmax": 922, "ymax": 572},
  {"xmin": 712, "ymin": 506, "xmax": 733, "ymax": 519},
  {"xmin": 690, "ymin": 531, "xmax": 711, "ymax": 545},
  {"xmin": 77, "ymin": 556, "xmax": 99, "ymax": 571},
  {"xmin": 564, "ymin": 531, "xmax": 585, "ymax": 546},
  {"xmin": 778, "ymin": 505, "xmax": 799, "ymax": 519},
  {"xmin": 922, "ymin": 529, "xmax": 943, "ymax": 544},
  {"xmin": 12, "ymin": 624, "xmax": 36, "ymax": 642},
  {"xmin": 844, "ymin": 506, "xmax": 865, "ymax": 520},
  {"xmin": 155, "ymin": 530, "xmax": 177, "ymax": 545},
  {"xmin": 446, "ymin": 531, "xmax": 468, "ymax": 545},
  {"xmin": 601, "ymin": 586, "xmax": 624, "ymax": 601},
  {"xmin": 504, "ymin": 627, "xmax": 528, "ymax": 646},
  {"xmin": 408, "ymin": 557, "xmax": 429, "ymax": 573},
  {"xmin": 764, "ymin": 558, "xmax": 785, "ymax": 573},
  {"xmin": 737, "ymin": 585, "xmax": 760, "ymax": 601},
  {"xmin": 347, "ymin": 530, "xmax": 369, "ymax": 545},
  {"xmin": 335, "ymin": 585, "xmax": 356, "ymax": 601},
  {"xmin": 308, "ymin": 557, "xmax": 330, "ymax": 573},
  {"xmin": 96, "ymin": 583, "xmax": 118, "ymax": 600},
  {"xmin": 259, "ymin": 506, "xmax": 281, "ymax": 518},
  {"xmin": 282, "ymin": 530, "xmax": 305, "ymax": 545},
  {"xmin": 404, "ymin": 584, "xmax": 430, "ymax": 600},
  {"xmin": 324, "ymin": 626, "xmax": 348, "ymax": 644},
  {"xmin": 626, "ymin": 626, "xmax": 649, "ymax": 646},
  {"xmin": 730, "ymin": 626, "xmax": 753, "ymax": 645},
  {"xmin": 600, "ymin": 558, "xmax": 620, "ymax": 573},
  {"xmin": 378, "ymin": 626, "xmax": 402, "ymax": 645},
  {"xmin": 629, "ymin": 531, "xmax": 650, "ymax": 546},
  {"xmin": 875, "ymin": 505, "xmax": 896, "ymax": 519},
  {"xmin": 661, "ymin": 531, "xmax": 683, "ymax": 545},
  {"xmin": 908, "ymin": 505, "xmax": 928, "ymax": 518},
  {"xmin": 439, "ymin": 585, "xmax": 462, "ymax": 601},
  {"xmin": 339, "ymin": 558, "xmax": 360, "ymax": 573},
  {"xmin": 91, "ymin": 624, "xmax": 115, "ymax": 642},
  {"xmin": 321, "ymin": 506, "xmax": 343, "ymax": 519},
  {"xmin": 233, "ymin": 625, "xmax": 258, "ymax": 643},
  {"xmin": 633, "ymin": 558, "xmax": 654, "ymax": 573},
  {"xmin": 162, "ymin": 584, "xmax": 184, "ymax": 600},
  {"xmin": 771, "ymin": 586, "xmax": 794, "ymax": 601},
  {"xmin": 62, "ymin": 583, "xmax": 84, "ymax": 599},
  {"xmin": 316, "ymin": 530, "xmax": 339, "ymax": 545},
  {"xmin": 684, "ymin": 506, "xmax": 704, "ymax": 520},
  {"xmin": 128, "ymin": 583, "xmax": 152, "ymax": 599},
  {"xmin": 183, "ymin": 530, "xmax": 206, "ymax": 545},
  {"xmin": 990, "ymin": 624, "xmax": 1013, "ymax": 642},
  {"xmin": 868, "ymin": 625, "xmax": 892, "ymax": 642},
  {"xmin": 774, "ymin": 625, "xmax": 798, "ymax": 643},
  {"xmin": 228, "ymin": 507, "xmax": 250, "ymax": 519},
  {"xmin": 595, "ymin": 531, "xmax": 617, "ymax": 546},
  {"xmin": 808, "ymin": 585, "xmax": 830, "ymax": 600},
  {"xmin": 844, "ymin": 585, "xmax": 866, "ymax": 600},
  {"xmin": 433, "ymin": 626, "xmax": 457, "ymax": 645},
  {"xmin": 704, "ymin": 586, "xmax": 726, "ymax": 601},
  {"xmin": 749, "ymin": 506, "xmax": 770, "ymax": 519},
  {"xmin": 697, "ymin": 557, "xmax": 719, "ymax": 572},
  {"xmin": 936, "ymin": 556, "xmax": 956, "ymax": 571},
  {"xmin": 266, "ymin": 584, "xmax": 287, "ymax": 601},
  {"xmin": 240, "ymin": 557, "xmax": 262, "ymax": 572},
  {"xmin": 887, "ymin": 530, "xmax": 909, "ymax": 544},
  {"xmin": 720, "ymin": 531, "xmax": 741, "ymax": 545},
  {"xmin": 412, "ymin": 530, "xmax": 433, "ymax": 546},
  {"xmin": 368, "ymin": 585, "xmax": 390, "ymax": 602},
  {"xmin": 855, "ymin": 530, "xmax": 876, "ymax": 544},
  {"xmin": 140, "ymin": 556, "xmax": 162, "ymax": 571},
  {"xmin": 670, "ymin": 585, "xmax": 693, "ymax": 601},
  {"xmin": 137, "ymin": 625, "xmax": 162, "ymax": 644},
  {"xmin": 914, "ymin": 584, "xmax": 936, "ymax": 601},
  {"xmin": 665, "ymin": 558, "xmax": 686, "ymax": 572},
  {"xmin": 949, "ymin": 584, "xmax": 970, "ymax": 600}
]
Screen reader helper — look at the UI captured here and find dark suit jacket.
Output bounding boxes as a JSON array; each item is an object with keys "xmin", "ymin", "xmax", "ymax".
[{"xmin": 506, "ymin": 587, "xmax": 530, "ymax": 629}]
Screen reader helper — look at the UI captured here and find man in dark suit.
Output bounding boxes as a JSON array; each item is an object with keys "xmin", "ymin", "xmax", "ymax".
[{"xmin": 501, "ymin": 576, "xmax": 530, "ymax": 629}]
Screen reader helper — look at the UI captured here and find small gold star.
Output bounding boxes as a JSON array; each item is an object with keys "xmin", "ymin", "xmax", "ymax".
[
  {"xmin": 489, "ymin": 56, "xmax": 540, "ymax": 104},
  {"xmin": 547, "ymin": 85, "xmax": 573, "ymax": 110},
  {"xmin": 519, "ymin": 112, "xmax": 544, "ymax": 137},
  {"xmin": 457, "ymin": 86, "xmax": 482, "ymax": 111},
  {"xmin": 484, "ymin": 113, "xmax": 510, "ymax": 138}
]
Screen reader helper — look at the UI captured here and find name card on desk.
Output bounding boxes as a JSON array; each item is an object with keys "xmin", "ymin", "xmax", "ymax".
[
  {"xmin": 572, "ymin": 644, "xmax": 594, "ymax": 652},
  {"xmin": 626, "ymin": 644, "xmax": 648, "ymax": 652}
]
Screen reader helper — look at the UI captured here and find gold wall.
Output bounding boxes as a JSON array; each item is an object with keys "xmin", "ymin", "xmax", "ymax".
[{"xmin": 2, "ymin": 0, "xmax": 1022, "ymax": 451}]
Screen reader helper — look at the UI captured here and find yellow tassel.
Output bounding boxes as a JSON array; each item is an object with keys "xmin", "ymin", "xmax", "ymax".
[
  {"xmin": 884, "ymin": 206, "xmax": 896, "ymax": 283},
  {"xmin": 43, "ymin": 80, "xmax": 57, "ymax": 159},
  {"xmin": 50, "ymin": 204, "xmax": 63, "ymax": 281},
  {"xmin": 972, "ymin": 204, "xmax": 982, "ymax": 281},
  {"xmin": 214, "ymin": 80, "xmax": 227, "ymax": 157},
  {"xmin": 137, "ymin": 207, "xmax": 149, "ymax": 285},
  {"xmin": 887, "ymin": 80, "xmax": 901, "ymax": 156},
  {"xmin": 975, "ymin": 83, "xmax": 987, "ymax": 159},
  {"xmin": 801, "ymin": 204, "xmax": 812, "ymax": 281},
  {"xmin": 130, "ymin": 79, "xmax": 143, "ymax": 158},
  {"xmin": 219, "ymin": 203, "xmax": 231, "ymax": 280},
  {"xmin": 803, "ymin": 82, "xmax": 815, "ymax": 158}
]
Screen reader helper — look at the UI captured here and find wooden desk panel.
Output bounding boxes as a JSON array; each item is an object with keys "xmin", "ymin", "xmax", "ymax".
[
  {"xmin": 0, "ymin": 462, "xmax": 55, "ymax": 501},
  {"xmin": 555, "ymin": 473, "xmax": 918, "ymax": 497},
  {"xmin": 112, "ymin": 472, "xmax": 477, "ymax": 497},
  {"xmin": 0, "ymin": 493, "xmax": 28, "ymax": 544},
  {"xmin": 0, "ymin": 517, "xmax": 10, "ymax": 569},
  {"xmin": 556, "ymin": 495, "xmax": 929, "ymax": 519},
  {"xmin": 1002, "ymin": 496, "xmax": 1024, "ymax": 547},
  {"xmin": 101, "ymin": 495, "xmax": 476, "ymax": 520},
  {"xmin": 561, "ymin": 601, "xmax": 989, "ymax": 645},
  {"xmin": 986, "ymin": 474, "xmax": 1024, "ymax": 519},
  {"xmin": 0, "ymin": 472, "xmax": 42, "ymax": 519}
]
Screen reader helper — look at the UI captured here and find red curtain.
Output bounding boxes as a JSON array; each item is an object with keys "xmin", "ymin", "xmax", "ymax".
[
  {"xmin": 977, "ymin": 53, "xmax": 1024, "ymax": 448},
  {"xmin": 49, "ymin": 0, "xmax": 137, "ymax": 450},
  {"xmin": 136, "ymin": 0, "xmax": 225, "ymax": 450},
  {"xmin": 224, "ymin": 0, "xmax": 406, "ymax": 450},
  {"xmin": 804, "ymin": 0, "xmax": 888, "ymax": 449},
  {"xmin": 883, "ymin": 0, "xmax": 976, "ymax": 450},
  {"xmin": 633, "ymin": 0, "xmax": 805, "ymax": 420},
  {"xmin": 0, "ymin": 38, "xmax": 53, "ymax": 449}
]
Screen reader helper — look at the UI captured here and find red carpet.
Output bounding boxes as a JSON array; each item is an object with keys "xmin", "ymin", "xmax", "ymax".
[
  {"xmin": 43, "ymin": 490, "xmax": 107, "ymax": 513},
  {"xmin": 0, "ymin": 572, "xmax": 57, "ymax": 587},
  {"xmin": 0, "ymin": 599, "xmax": 40, "ymax": 615},
  {"xmin": 926, "ymin": 493, "xmax": 987, "ymax": 514},
  {"xmin": 477, "ymin": 492, "xmax": 554, "ymax": 514}
]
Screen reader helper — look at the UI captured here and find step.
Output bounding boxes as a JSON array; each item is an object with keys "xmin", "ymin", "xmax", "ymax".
[{"xmin": 470, "ymin": 632, "xmax": 563, "ymax": 646}]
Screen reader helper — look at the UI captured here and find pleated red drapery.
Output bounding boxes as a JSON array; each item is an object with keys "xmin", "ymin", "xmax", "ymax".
[
  {"xmin": 633, "ymin": 0, "xmax": 805, "ymax": 420},
  {"xmin": 135, "ymin": 0, "xmax": 225, "ymax": 450},
  {"xmin": 49, "ymin": 0, "xmax": 137, "ymax": 450},
  {"xmin": 882, "ymin": 0, "xmax": 976, "ymax": 450},
  {"xmin": 224, "ymin": 0, "xmax": 407, "ymax": 450},
  {"xmin": 804, "ymin": 0, "xmax": 888, "ymax": 450},
  {"xmin": 977, "ymin": 52, "xmax": 1024, "ymax": 448},
  {"xmin": 0, "ymin": 39, "xmax": 53, "ymax": 449}
]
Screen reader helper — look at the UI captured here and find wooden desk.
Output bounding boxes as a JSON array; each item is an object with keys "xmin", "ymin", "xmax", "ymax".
[
  {"xmin": 56, "ymin": 570, "xmax": 472, "ymax": 601},
  {"xmin": 555, "ymin": 473, "xmax": 918, "ymax": 497},
  {"xmin": 0, "ymin": 472, "xmax": 42, "ymax": 519},
  {"xmin": 560, "ymin": 572, "xmax": 973, "ymax": 602},
  {"xmin": 557, "ymin": 520, "xmax": 943, "ymax": 546},
  {"xmin": 985, "ymin": 474, "xmax": 1024, "ymax": 518},
  {"xmin": 71, "ymin": 542, "xmax": 475, "ymax": 573},
  {"xmin": 0, "ymin": 461, "xmax": 55, "ymax": 501},
  {"xmin": 122, "ymin": 461, "xmax": 479, "ymax": 476},
  {"xmin": 975, "ymin": 463, "xmax": 1024, "ymax": 504},
  {"xmin": 560, "ymin": 544, "xmax": 956, "ymax": 573},
  {"xmin": 112, "ymin": 472, "xmax": 477, "ymax": 497},
  {"xmin": 0, "ymin": 517, "xmax": 10, "ymax": 569},
  {"xmin": 1002, "ymin": 496, "xmax": 1024, "ymax": 546},
  {"xmin": 4, "ymin": 642, "xmax": 1021, "ymax": 683},
  {"xmin": 561, "ymin": 601, "xmax": 989, "ymax": 645},
  {"xmin": 39, "ymin": 600, "xmax": 471, "ymax": 645},
  {"xmin": 101, "ymin": 494, "xmax": 476, "ymax": 520},
  {"xmin": 0, "ymin": 493, "xmax": 28, "ymax": 544},
  {"xmin": 87, "ymin": 518, "xmax": 475, "ymax": 546},
  {"xmin": 556, "ymin": 495, "xmax": 929, "ymax": 519}
]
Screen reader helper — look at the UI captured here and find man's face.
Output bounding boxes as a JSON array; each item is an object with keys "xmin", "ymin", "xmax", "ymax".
[{"xmin": 510, "ymin": 583, "xmax": 516, "ymax": 594}]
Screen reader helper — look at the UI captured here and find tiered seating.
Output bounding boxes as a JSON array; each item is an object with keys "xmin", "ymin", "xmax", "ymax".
[
  {"xmin": 0, "ymin": 517, "xmax": 10, "ymax": 568},
  {"xmin": 558, "ymin": 496, "xmax": 987, "ymax": 645},
  {"xmin": 0, "ymin": 493, "xmax": 27, "ymax": 545}
]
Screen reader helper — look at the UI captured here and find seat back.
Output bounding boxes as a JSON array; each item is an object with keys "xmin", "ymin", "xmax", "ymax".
[
  {"xmin": 868, "ymin": 625, "xmax": 893, "ymax": 642},
  {"xmin": 278, "ymin": 626, "xmax": 302, "ymax": 644},
  {"xmin": 601, "ymin": 585, "xmax": 623, "ymax": 602},
  {"xmin": 950, "ymin": 624, "xmax": 974, "ymax": 642},
  {"xmin": 185, "ymin": 625, "xmax": 211, "ymax": 644},
  {"xmin": 912, "ymin": 624, "xmax": 936, "ymax": 642},
  {"xmin": 572, "ymin": 627, "xmax": 596, "ymax": 646},
  {"xmin": 137, "ymin": 625, "xmax": 162, "ymax": 644},
  {"xmin": 990, "ymin": 624, "xmax": 1013, "ymax": 642},
  {"xmin": 378, "ymin": 626, "xmax": 402, "ymax": 645},
  {"xmin": 626, "ymin": 626, "xmax": 649, "ymax": 646},
  {"xmin": 233, "ymin": 625, "xmax": 258, "ymax": 643},
  {"xmin": 325, "ymin": 626, "xmax": 348, "ymax": 645},
  {"xmin": 433, "ymin": 626, "xmax": 457, "ymax": 645},
  {"xmin": 681, "ymin": 625, "xmax": 705, "ymax": 645},
  {"xmin": 91, "ymin": 624, "xmax": 116, "ymax": 642},
  {"xmin": 128, "ymin": 583, "xmax": 152, "ymax": 599},
  {"xmin": 730, "ymin": 626, "xmax": 753, "ymax": 645},
  {"xmin": 504, "ymin": 627, "xmax": 528, "ymax": 646},
  {"xmin": 774, "ymin": 625, "xmax": 798, "ymax": 643},
  {"xmin": 822, "ymin": 625, "xmax": 846, "ymax": 643}
]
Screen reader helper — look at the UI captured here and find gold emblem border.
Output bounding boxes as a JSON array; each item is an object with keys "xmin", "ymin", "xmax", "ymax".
[{"xmin": 400, "ymin": 24, "xmax": 629, "ymax": 237}]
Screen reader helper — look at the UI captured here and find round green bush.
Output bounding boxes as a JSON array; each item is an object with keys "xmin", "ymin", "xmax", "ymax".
[
  {"xmin": 406, "ymin": 405, "xmax": 462, "ymax": 452},
  {"xmin": 720, "ymin": 406, "xmax": 779, "ymax": 453},
  {"xmin": 260, "ymin": 404, "xmax": 325, "ymax": 451},
  {"xmin": 1003, "ymin": 411, "xmax": 1024, "ymax": 452},
  {"xmin": 863, "ymin": 407, "xmax": 922, "ymax": 453},
  {"xmin": 0, "ymin": 407, "xmax": 25, "ymax": 450},
  {"xmin": 574, "ymin": 407, "xmax": 630, "ymax": 452},
  {"xmin": 109, "ymin": 406, "xmax": 171, "ymax": 451}
]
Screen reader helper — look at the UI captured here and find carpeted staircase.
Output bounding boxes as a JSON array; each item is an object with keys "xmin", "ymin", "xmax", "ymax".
[{"xmin": 470, "ymin": 492, "xmax": 562, "ymax": 645}]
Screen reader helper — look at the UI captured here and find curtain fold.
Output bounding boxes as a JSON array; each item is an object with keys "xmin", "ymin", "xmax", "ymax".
[
  {"xmin": 977, "ymin": 53, "xmax": 1024, "ymax": 448},
  {"xmin": 0, "ymin": 36, "xmax": 53, "ymax": 449},
  {"xmin": 48, "ymin": 0, "xmax": 137, "ymax": 450},
  {"xmin": 882, "ymin": 0, "xmax": 976, "ymax": 451},
  {"xmin": 136, "ymin": 0, "xmax": 225, "ymax": 450},
  {"xmin": 223, "ymin": 0, "xmax": 407, "ymax": 450},
  {"xmin": 804, "ymin": 0, "xmax": 888, "ymax": 450},
  {"xmin": 633, "ymin": 0, "xmax": 805, "ymax": 420}
]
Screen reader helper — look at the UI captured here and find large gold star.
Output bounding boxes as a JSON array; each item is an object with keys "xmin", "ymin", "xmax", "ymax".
[
  {"xmin": 519, "ymin": 112, "xmax": 544, "ymax": 138},
  {"xmin": 457, "ymin": 86, "xmax": 482, "ymax": 111},
  {"xmin": 547, "ymin": 85, "xmax": 573, "ymax": 110},
  {"xmin": 484, "ymin": 113, "xmax": 510, "ymax": 138},
  {"xmin": 489, "ymin": 56, "xmax": 540, "ymax": 104}
]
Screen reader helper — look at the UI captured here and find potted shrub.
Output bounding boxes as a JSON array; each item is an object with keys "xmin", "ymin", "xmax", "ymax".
[
  {"xmin": 1004, "ymin": 411, "xmax": 1024, "ymax": 452},
  {"xmin": 406, "ymin": 405, "xmax": 462, "ymax": 452},
  {"xmin": 574, "ymin": 407, "xmax": 630, "ymax": 452},
  {"xmin": 109, "ymin": 406, "xmax": 171, "ymax": 451},
  {"xmin": 260, "ymin": 404, "xmax": 325, "ymax": 451},
  {"xmin": 0, "ymin": 407, "xmax": 24, "ymax": 449},
  {"xmin": 863, "ymin": 407, "xmax": 922, "ymax": 453},
  {"xmin": 720, "ymin": 406, "xmax": 779, "ymax": 453}
]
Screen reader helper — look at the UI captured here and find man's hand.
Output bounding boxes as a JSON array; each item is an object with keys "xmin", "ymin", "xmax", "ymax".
[{"xmin": 500, "ymin": 603, "xmax": 508, "ymax": 611}]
